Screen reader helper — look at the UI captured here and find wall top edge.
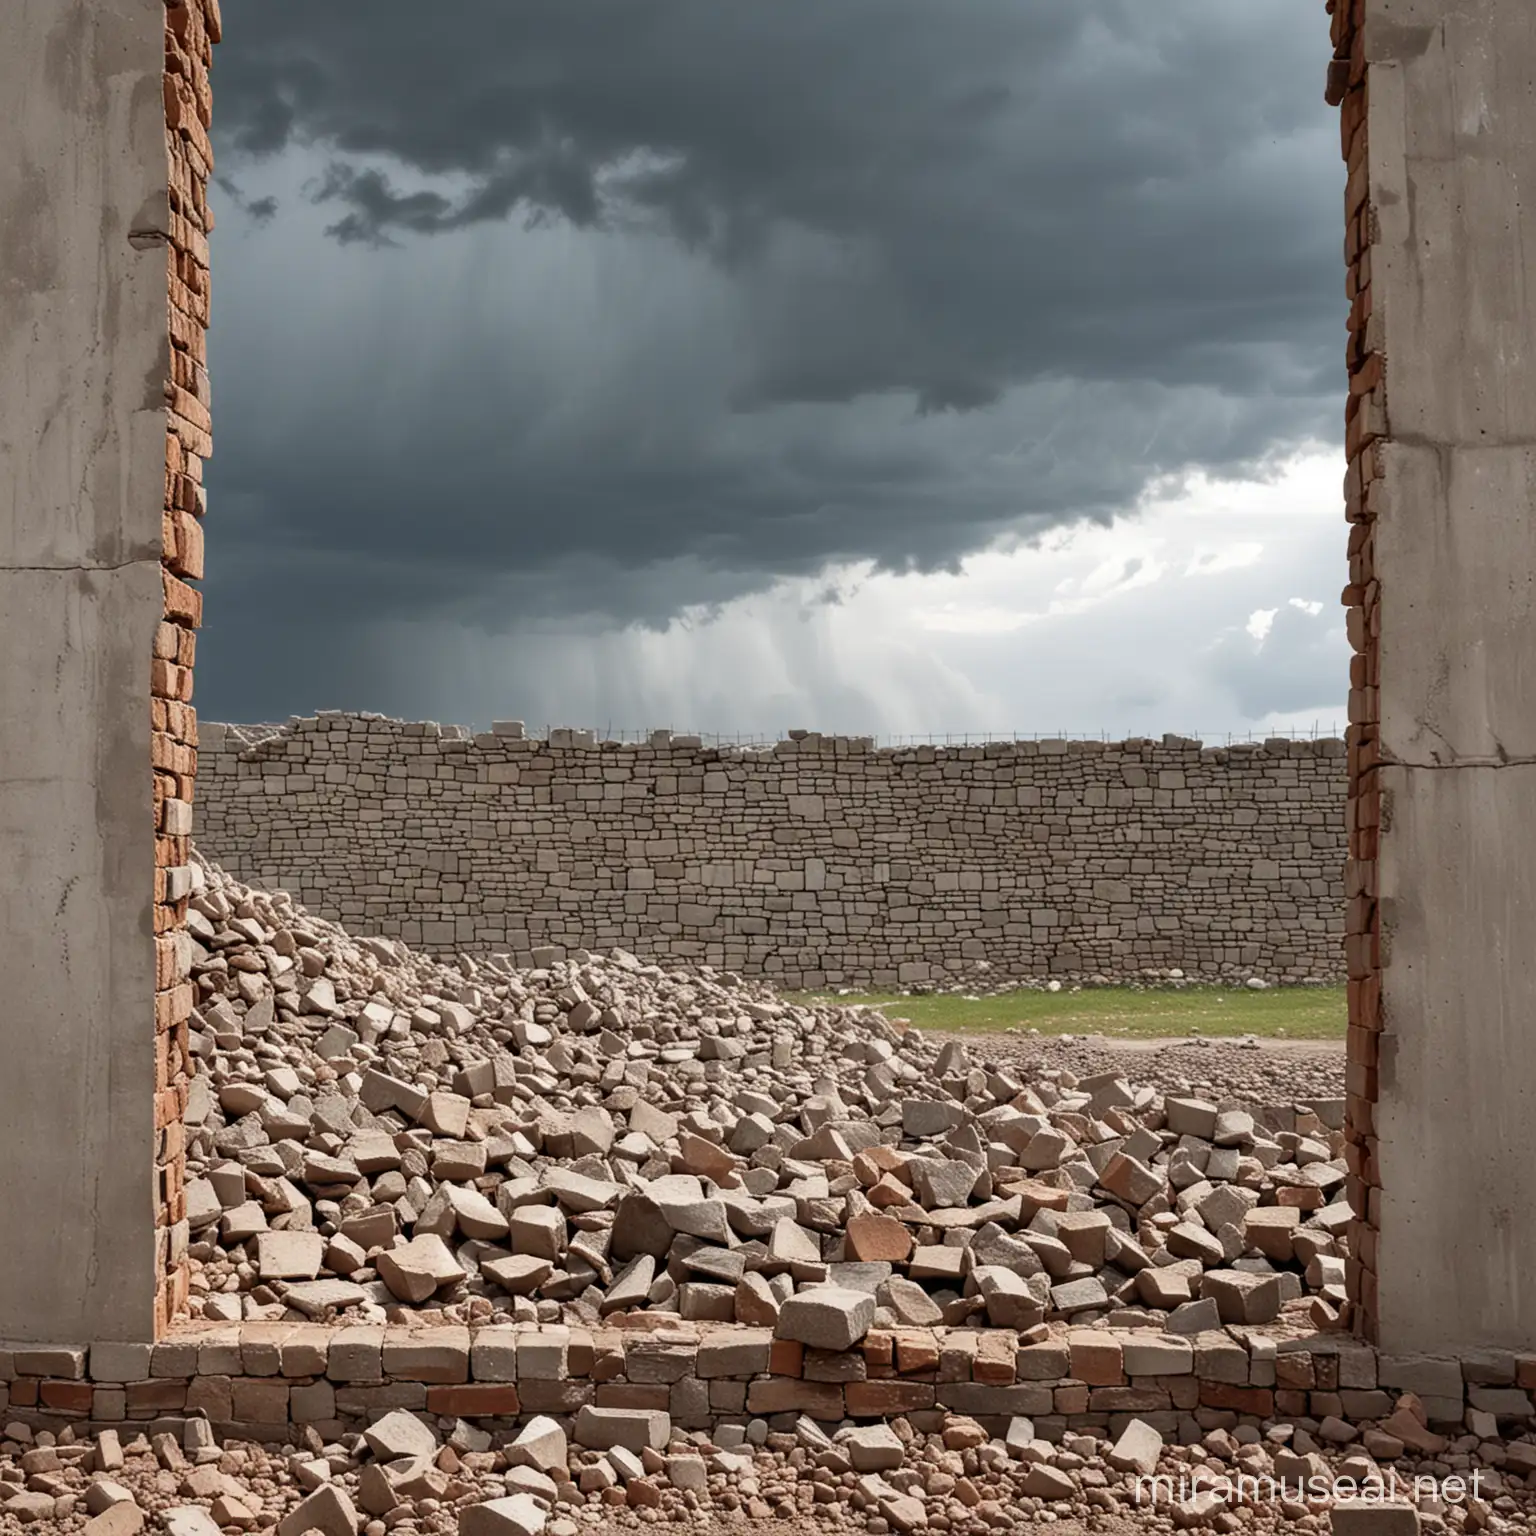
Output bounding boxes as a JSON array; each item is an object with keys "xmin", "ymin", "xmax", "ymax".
[{"xmin": 199, "ymin": 716, "xmax": 1348, "ymax": 761}]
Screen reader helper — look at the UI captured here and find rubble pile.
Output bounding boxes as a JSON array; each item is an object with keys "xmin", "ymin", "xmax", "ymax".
[
  {"xmin": 181, "ymin": 855, "xmax": 1352, "ymax": 1341},
  {"xmin": 3, "ymin": 1399, "xmax": 1525, "ymax": 1535},
  {"xmin": 979, "ymin": 1032, "xmax": 1346, "ymax": 1108}
]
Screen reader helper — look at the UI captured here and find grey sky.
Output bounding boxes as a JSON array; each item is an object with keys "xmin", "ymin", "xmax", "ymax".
[{"xmin": 199, "ymin": 0, "xmax": 1346, "ymax": 730}]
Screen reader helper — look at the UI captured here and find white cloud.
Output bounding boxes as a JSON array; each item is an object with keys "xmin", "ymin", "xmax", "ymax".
[
  {"xmin": 1186, "ymin": 543, "xmax": 1264, "ymax": 576},
  {"xmin": 911, "ymin": 604, "xmax": 1035, "ymax": 636}
]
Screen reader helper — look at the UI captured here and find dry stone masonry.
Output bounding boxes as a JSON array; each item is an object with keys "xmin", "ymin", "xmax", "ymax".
[{"xmin": 196, "ymin": 717, "xmax": 1348, "ymax": 992}]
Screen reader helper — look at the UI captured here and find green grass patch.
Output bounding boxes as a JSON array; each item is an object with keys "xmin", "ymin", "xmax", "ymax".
[{"xmin": 783, "ymin": 984, "xmax": 1347, "ymax": 1041}]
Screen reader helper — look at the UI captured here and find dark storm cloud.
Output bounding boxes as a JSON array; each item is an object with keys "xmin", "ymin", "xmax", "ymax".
[
  {"xmin": 215, "ymin": 0, "xmax": 1340, "ymax": 401},
  {"xmin": 308, "ymin": 149, "xmax": 602, "ymax": 246},
  {"xmin": 213, "ymin": 175, "xmax": 276, "ymax": 223},
  {"xmin": 199, "ymin": 0, "xmax": 1344, "ymax": 719}
]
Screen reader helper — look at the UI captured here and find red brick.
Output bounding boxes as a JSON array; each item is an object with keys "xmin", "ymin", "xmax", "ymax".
[
  {"xmin": 126, "ymin": 1379, "xmax": 187, "ymax": 1413},
  {"xmin": 1199, "ymin": 1383, "xmax": 1275, "ymax": 1416},
  {"xmin": 39, "ymin": 1381, "xmax": 94, "ymax": 1413},
  {"xmin": 425, "ymin": 1384, "xmax": 521, "ymax": 1416},
  {"xmin": 972, "ymin": 1333, "xmax": 1017, "ymax": 1385},
  {"xmin": 745, "ymin": 1379, "xmax": 843, "ymax": 1418},
  {"xmin": 845, "ymin": 1381, "xmax": 936, "ymax": 1414},
  {"xmin": 894, "ymin": 1333, "xmax": 939, "ymax": 1374},
  {"xmin": 768, "ymin": 1339, "xmax": 804, "ymax": 1377},
  {"xmin": 862, "ymin": 1332, "xmax": 895, "ymax": 1369}
]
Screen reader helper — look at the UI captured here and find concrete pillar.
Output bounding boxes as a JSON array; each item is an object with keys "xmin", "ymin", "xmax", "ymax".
[
  {"xmin": 0, "ymin": 0, "xmax": 217, "ymax": 1344},
  {"xmin": 1337, "ymin": 0, "xmax": 1536, "ymax": 1354}
]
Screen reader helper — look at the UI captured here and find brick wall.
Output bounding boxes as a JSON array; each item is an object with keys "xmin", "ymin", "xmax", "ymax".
[
  {"xmin": 154, "ymin": 0, "xmax": 220, "ymax": 1338},
  {"xmin": 1325, "ymin": 0, "xmax": 1382, "ymax": 1346},
  {"xmin": 195, "ymin": 717, "xmax": 1347, "ymax": 990},
  {"xmin": 1, "ymin": 1320, "xmax": 1526, "ymax": 1446}
]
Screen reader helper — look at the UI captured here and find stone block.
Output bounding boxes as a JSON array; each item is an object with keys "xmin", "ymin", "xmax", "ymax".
[{"xmin": 573, "ymin": 1406, "xmax": 671, "ymax": 1452}]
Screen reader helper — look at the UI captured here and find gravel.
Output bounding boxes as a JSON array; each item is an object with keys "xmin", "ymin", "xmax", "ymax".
[
  {"xmin": 2, "ymin": 1399, "xmax": 1529, "ymax": 1535},
  {"xmin": 967, "ymin": 1037, "xmax": 1344, "ymax": 1107}
]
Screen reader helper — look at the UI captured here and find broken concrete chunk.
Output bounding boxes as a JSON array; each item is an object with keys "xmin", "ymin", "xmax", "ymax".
[
  {"xmin": 775, "ymin": 1286, "xmax": 876, "ymax": 1351},
  {"xmin": 506, "ymin": 1416, "xmax": 568, "ymax": 1472},
  {"xmin": 1202, "ymin": 1268, "xmax": 1282, "ymax": 1325},
  {"xmin": 275, "ymin": 1483, "xmax": 359, "ymax": 1536},
  {"xmin": 842, "ymin": 1424, "xmax": 906, "ymax": 1472},
  {"xmin": 1106, "ymin": 1418, "xmax": 1163, "ymax": 1476},
  {"xmin": 1165, "ymin": 1097, "xmax": 1219, "ymax": 1140},
  {"xmin": 376, "ymin": 1233, "xmax": 464, "ymax": 1303},
  {"xmin": 254, "ymin": 1230, "xmax": 323, "ymax": 1281},
  {"xmin": 459, "ymin": 1495, "xmax": 549, "ymax": 1536},
  {"xmin": 363, "ymin": 1408, "xmax": 439, "ymax": 1463},
  {"xmin": 573, "ymin": 1406, "xmax": 671, "ymax": 1452}
]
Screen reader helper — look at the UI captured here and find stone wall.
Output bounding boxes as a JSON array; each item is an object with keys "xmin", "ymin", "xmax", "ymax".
[{"xmin": 195, "ymin": 717, "xmax": 1348, "ymax": 991}]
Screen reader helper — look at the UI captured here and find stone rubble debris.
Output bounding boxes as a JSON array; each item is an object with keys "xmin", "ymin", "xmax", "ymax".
[
  {"xmin": 178, "ymin": 855, "xmax": 1356, "ymax": 1342},
  {"xmin": 1, "ymin": 1403, "xmax": 1529, "ymax": 1534},
  {"xmin": 3, "ymin": 859, "xmax": 1534, "ymax": 1533}
]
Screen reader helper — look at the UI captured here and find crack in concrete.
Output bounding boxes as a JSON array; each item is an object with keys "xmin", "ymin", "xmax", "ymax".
[
  {"xmin": 0, "ymin": 558, "xmax": 163, "ymax": 572},
  {"xmin": 1375, "ymin": 757, "xmax": 1536, "ymax": 769},
  {"xmin": 1387, "ymin": 430, "xmax": 1536, "ymax": 449},
  {"xmin": 1370, "ymin": 727, "xmax": 1536, "ymax": 771}
]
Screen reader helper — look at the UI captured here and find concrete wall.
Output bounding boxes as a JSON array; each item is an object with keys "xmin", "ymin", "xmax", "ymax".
[
  {"xmin": 195, "ymin": 716, "xmax": 1348, "ymax": 990},
  {"xmin": 1357, "ymin": 0, "xmax": 1536, "ymax": 1355},
  {"xmin": 0, "ymin": 0, "xmax": 167, "ymax": 1344},
  {"xmin": 0, "ymin": 0, "xmax": 217, "ymax": 1344}
]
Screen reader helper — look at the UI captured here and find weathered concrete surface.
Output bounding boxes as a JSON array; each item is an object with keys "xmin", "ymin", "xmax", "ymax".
[
  {"xmin": 1376, "ymin": 763, "xmax": 1536, "ymax": 1351},
  {"xmin": 0, "ymin": 1, "xmax": 171, "ymax": 1341},
  {"xmin": 1368, "ymin": 1, "xmax": 1536, "ymax": 1355}
]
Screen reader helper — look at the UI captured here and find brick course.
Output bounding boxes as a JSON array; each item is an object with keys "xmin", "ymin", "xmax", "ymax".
[{"xmin": 0, "ymin": 1321, "xmax": 1520, "ymax": 1448}]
